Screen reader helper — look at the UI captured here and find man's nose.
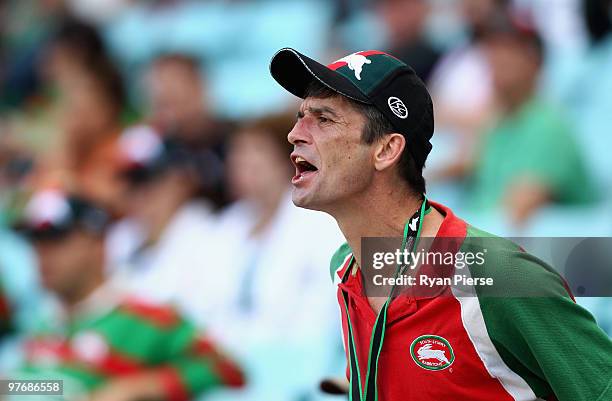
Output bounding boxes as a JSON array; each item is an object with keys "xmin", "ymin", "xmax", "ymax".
[{"xmin": 287, "ymin": 121, "xmax": 310, "ymax": 145}]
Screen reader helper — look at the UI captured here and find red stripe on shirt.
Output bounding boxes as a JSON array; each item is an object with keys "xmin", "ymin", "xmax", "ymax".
[
  {"xmin": 158, "ymin": 366, "xmax": 192, "ymax": 401},
  {"xmin": 192, "ymin": 337, "xmax": 245, "ymax": 388},
  {"xmin": 25, "ymin": 337, "xmax": 144, "ymax": 376},
  {"xmin": 120, "ymin": 298, "xmax": 180, "ymax": 327}
]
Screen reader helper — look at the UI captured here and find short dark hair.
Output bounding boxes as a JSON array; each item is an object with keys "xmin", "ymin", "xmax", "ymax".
[
  {"xmin": 151, "ymin": 53, "xmax": 204, "ymax": 79},
  {"xmin": 483, "ymin": 15, "xmax": 545, "ymax": 65},
  {"xmin": 51, "ymin": 18, "xmax": 108, "ymax": 68},
  {"xmin": 304, "ymin": 81, "xmax": 426, "ymax": 194},
  {"xmin": 88, "ymin": 59, "xmax": 126, "ymax": 119}
]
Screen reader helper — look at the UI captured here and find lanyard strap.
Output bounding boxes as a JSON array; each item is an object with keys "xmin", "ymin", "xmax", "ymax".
[{"xmin": 341, "ymin": 197, "xmax": 430, "ymax": 401}]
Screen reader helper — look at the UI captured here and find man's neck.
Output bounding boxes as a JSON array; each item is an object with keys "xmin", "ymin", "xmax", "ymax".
[
  {"xmin": 501, "ymin": 86, "xmax": 535, "ymax": 116},
  {"xmin": 61, "ymin": 275, "xmax": 107, "ymax": 316},
  {"xmin": 332, "ymin": 183, "xmax": 444, "ymax": 268}
]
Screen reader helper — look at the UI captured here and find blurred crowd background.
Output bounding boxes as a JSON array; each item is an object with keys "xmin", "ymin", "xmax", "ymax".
[{"xmin": 0, "ymin": 0, "xmax": 611, "ymax": 400}]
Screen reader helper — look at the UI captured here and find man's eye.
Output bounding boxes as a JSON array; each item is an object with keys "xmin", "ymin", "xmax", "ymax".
[{"xmin": 318, "ymin": 116, "xmax": 330, "ymax": 123}]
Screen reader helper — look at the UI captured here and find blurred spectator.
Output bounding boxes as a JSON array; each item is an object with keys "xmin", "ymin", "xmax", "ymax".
[
  {"xmin": 428, "ymin": 0, "xmax": 509, "ymax": 180},
  {"xmin": 146, "ymin": 54, "xmax": 220, "ymax": 145},
  {"xmin": 6, "ymin": 189, "xmax": 244, "ymax": 401},
  {"xmin": 205, "ymin": 114, "xmax": 345, "ymax": 401},
  {"xmin": 3, "ymin": 18, "xmax": 131, "ymax": 216},
  {"xmin": 144, "ymin": 53, "xmax": 229, "ymax": 206},
  {"xmin": 5, "ymin": 18, "xmax": 115, "ymax": 156},
  {"xmin": 56, "ymin": 60, "xmax": 128, "ymax": 212},
  {"xmin": 374, "ymin": 0, "xmax": 441, "ymax": 81},
  {"xmin": 468, "ymin": 22, "xmax": 597, "ymax": 224},
  {"xmin": 107, "ymin": 125, "xmax": 225, "ymax": 327},
  {"xmin": 42, "ymin": 20, "xmax": 128, "ymax": 212}
]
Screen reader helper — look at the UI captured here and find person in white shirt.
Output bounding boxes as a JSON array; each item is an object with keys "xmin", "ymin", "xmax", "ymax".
[
  {"xmin": 106, "ymin": 125, "xmax": 225, "ymax": 326},
  {"xmin": 205, "ymin": 114, "xmax": 345, "ymax": 401}
]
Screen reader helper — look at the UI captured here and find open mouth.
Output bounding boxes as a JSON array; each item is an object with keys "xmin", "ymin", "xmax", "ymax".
[{"xmin": 291, "ymin": 155, "xmax": 319, "ymax": 184}]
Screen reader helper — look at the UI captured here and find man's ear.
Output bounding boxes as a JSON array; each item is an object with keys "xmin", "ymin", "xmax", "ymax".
[{"xmin": 373, "ymin": 133, "xmax": 406, "ymax": 172}]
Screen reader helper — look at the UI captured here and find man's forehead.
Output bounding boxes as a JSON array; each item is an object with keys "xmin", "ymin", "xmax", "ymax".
[{"xmin": 299, "ymin": 95, "xmax": 355, "ymax": 115}]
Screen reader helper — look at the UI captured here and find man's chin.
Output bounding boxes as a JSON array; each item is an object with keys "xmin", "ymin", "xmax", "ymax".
[
  {"xmin": 291, "ymin": 188, "xmax": 319, "ymax": 210},
  {"xmin": 291, "ymin": 193, "xmax": 312, "ymax": 209}
]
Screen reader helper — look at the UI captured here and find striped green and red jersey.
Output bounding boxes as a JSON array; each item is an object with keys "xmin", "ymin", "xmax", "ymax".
[
  {"xmin": 330, "ymin": 201, "xmax": 612, "ymax": 401},
  {"xmin": 15, "ymin": 289, "xmax": 244, "ymax": 401}
]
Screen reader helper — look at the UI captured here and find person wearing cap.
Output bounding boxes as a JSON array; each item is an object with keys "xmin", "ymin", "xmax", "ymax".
[
  {"xmin": 7, "ymin": 189, "xmax": 244, "ymax": 401},
  {"xmin": 106, "ymin": 125, "xmax": 226, "ymax": 327},
  {"xmin": 269, "ymin": 48, "xmax": 612, "ymax": 401}
]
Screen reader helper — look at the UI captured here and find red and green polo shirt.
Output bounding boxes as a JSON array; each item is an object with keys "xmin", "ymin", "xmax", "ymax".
[
  {"xmin": 329, "ymin": 201, "xmax": 612, "ymax": 401},
  {"xmin": 13, "ymin": 287, "xmax": 244, "ymax": 401}
]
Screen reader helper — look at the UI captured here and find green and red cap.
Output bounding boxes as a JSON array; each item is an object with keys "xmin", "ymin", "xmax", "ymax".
[
  {"xmin": 14, "ymin": 189, "xmax": 111, "ymax": 240},
  {"xmin": 269, "ymin": 48, "xmax": 434, "ymax": 169}
]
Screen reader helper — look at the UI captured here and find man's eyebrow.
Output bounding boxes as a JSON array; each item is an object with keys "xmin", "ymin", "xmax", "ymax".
[{"xmin": 304, "ymin": 106, "xmax": 340, "ymax": 119}]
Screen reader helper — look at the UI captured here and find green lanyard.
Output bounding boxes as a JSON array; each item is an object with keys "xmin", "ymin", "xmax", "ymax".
[{"xmin": 341, "ymin": 197, "xmax": 430, "ymax": 401}]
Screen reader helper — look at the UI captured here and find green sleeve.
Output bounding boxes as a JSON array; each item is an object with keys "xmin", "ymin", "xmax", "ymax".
[
  {"xmin": 471, "ymin": 248, "xmax": 612, "ymax": 401},
  {"xmin": 330, "ymin": 242, "xmax": 351, "ymax": 282}
]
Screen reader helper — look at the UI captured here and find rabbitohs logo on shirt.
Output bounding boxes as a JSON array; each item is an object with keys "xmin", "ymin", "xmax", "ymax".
[{"xmin": 410, "ymin": 335, "xmax": 455, "ymax": 371}]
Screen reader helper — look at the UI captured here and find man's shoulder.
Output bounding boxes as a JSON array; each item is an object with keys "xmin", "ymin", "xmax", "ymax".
[
  {"xmin": 460, "ymin": 224, "xmax": 571, "ymax": 298},
  {"xmin": 329, "ymin": 242, "xmax": 352, "ymax": 282}
]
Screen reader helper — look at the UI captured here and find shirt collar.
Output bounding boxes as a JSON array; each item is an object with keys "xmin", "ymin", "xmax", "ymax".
[{"xmin": 336, "ymin": 200, "xmax": 468, "ymax": 303}]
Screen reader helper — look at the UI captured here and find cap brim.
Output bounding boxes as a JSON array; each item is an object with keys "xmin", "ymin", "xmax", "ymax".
[
  {"xmin": 270, "ymin": 48, "xmax": 370, "ymax": 103},
  {"xmin": 12, "ymin": 222, "xmax": 71, "ymax": 241}
]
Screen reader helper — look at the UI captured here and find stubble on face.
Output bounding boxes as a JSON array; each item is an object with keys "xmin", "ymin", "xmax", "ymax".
[{"xmin": 290, "ymin": 96, "xmax": 374, "ymax": 213}]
